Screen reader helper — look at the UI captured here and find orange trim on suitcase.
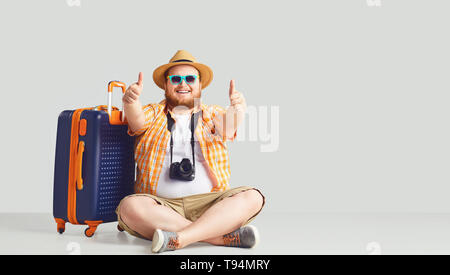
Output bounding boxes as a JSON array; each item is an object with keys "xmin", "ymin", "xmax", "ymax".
[
  {"xmin": 107, "ymin": 81, "xmax": 126, "ymax": 93},
  {"xmin": 67, "ymin": 108, "xmax": 92, "ymax": 225},
  {"xmin": 79, "ymin": 119, "xmax": 87, "ymax": 136},
  {"xmin": 109, "ymin": 110, "xmax": 128, "ymax": 125},
  {"xmin": 75, "ymin": 141, "xmax": 85, "ymax": 191}
]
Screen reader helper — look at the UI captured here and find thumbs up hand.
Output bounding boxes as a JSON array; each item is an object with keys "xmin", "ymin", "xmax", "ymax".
[
  {"xmin": 123, "ymin": 72, "xmax": 144, "ymax": 105},
  {"xmin": 123, "ymin": 72, "xmax": 146, "ymax": 134},
  {"xmin": 215, "ymin": 79, "xmax": 246, "ymax": 141},
  {"xmin": 228, "ymin": 79, "xmax": 246, "ymax": 112},
  {"xmin": 201, "ymin": 80, "xmax": 246, "ymax": 141}
]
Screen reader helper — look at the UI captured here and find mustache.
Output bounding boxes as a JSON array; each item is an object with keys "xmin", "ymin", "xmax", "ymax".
[{"xmin": 165, "ymin": 89, "xmax": 202, "ymax": 108}]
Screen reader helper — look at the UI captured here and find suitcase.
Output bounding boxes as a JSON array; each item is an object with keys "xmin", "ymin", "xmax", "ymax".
[{"xmin": 53, "ymin": 81, "xmax": 135, "ymax": 237}]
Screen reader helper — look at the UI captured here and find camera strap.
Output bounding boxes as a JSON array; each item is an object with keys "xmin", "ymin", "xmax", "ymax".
[{"xmin": 166, "ymin": 111, "xmax": 201, "ymax": 168}]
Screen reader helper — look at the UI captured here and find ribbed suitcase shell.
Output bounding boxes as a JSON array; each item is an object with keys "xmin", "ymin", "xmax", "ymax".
[{"xmin": 53, "ymin": 109, "xmax": 135, "ymax": 236}]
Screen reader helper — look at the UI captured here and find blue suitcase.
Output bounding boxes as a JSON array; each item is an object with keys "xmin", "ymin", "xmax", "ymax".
[{"xmin": 53, "ymin": 81, "xmax": 135, "ymax": 237}]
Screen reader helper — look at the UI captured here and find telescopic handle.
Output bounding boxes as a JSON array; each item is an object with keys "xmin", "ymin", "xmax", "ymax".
[{"xmin": 107, "ymin": 81, "xmax": 127, "ymax": 120}]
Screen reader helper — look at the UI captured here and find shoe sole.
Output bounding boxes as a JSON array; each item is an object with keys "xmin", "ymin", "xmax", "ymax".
[
  {"xmin": 243, "ymin": 225, "xmax": 260, "ymax": 248},
  {"xmin": 151, "ymin": 229, "xmax": 164, "ymax": 253}
]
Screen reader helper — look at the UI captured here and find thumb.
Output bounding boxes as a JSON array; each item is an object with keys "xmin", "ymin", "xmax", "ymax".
[
  {"xmin": 229, "ymin": 79, "xmax": 235, "ymax": 97},
  {"xmin": 137, "ymin": 72, "xmax": 144, "ymax": 87}
]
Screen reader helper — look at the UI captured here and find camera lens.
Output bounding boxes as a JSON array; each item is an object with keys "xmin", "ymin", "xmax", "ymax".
[{"xmin": 179, "ymin": 158, "xmax": 192, "ymax": 175}]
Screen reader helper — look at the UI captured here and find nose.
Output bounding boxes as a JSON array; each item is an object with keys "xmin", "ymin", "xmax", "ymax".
[{"xmin": 177, "ymin": 80, "xmax": 190, "ymax": 88}]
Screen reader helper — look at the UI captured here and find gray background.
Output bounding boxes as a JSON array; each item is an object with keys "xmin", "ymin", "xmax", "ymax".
[{"xmin": 0, "ymin": 0, "xmax": 449, "ymax": 214}]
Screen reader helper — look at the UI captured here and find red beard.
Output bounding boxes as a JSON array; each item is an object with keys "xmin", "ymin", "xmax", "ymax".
[{"xmin": 165, "ymin": 90, "xmax": 201, "ymax": 109}]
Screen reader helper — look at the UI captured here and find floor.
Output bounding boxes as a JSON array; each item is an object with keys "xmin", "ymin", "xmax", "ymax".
[{"xmin": 1, "ymin": 212, "xmax": 450, "ymax": 255}]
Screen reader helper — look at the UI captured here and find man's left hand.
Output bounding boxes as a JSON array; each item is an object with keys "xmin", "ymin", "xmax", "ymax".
[{"xmin": 229, "ymin": 79, "xmax": 247, "ymax": 113}]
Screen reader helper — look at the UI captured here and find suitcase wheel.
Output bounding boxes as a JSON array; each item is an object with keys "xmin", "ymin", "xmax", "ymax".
[
  {"xmin": 117, "ymin": 224, "xmax": 125, "ymax": 232},
  {"xmin": 84, "ymin": 220, "xmax": 102, "ymax": 238},
  {"xmin": 55, "ymin": 218, "xmax": 66, "ymax": 234},
  {"xmin": 84, "ymin": 227, "xmax": 96, "ymax": 238}
]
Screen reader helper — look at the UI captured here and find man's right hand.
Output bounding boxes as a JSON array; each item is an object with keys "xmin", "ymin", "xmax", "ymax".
[
  {"xmin": 123, "ymin": 72, "xmax": 146, "ymax": 133},
  {"xmin": 123, "ymin": 72, "xmax": 144, "ymax": 104}
]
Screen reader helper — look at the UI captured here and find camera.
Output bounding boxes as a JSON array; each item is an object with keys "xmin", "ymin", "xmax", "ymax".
[
  {"xmin": 166, "ymin": 111, "xmax": 199, "ymax": 181},
  {"xmin": 169, "ymin": 158, "xmax": 195, "ymax": 181}
]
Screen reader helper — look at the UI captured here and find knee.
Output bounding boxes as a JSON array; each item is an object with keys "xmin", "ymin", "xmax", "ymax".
[
  {"xmin": 119, "ymin": 196, "xmax": 157, "ymax": 225},
  {"xmin": 237, "ymin": 189, "xmax": 264, "ymax": 214}
]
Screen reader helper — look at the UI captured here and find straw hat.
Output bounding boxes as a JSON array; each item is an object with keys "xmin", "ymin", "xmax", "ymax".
[{"xmin": 152, "ymin": 50, "xmax": 213, "ymax": 90}]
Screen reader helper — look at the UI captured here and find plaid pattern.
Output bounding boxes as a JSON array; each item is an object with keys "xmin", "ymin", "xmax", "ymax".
[{"xmin": 128, "ymin": 100, "xmax": 236, "ymax": 195}]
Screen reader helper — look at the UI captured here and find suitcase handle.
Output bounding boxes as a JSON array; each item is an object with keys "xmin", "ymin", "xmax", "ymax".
[
  {"xmin": 75, "ymin": 141, "xmax": 85, "ymax": 191},
  {"xmin": 107, "ymin": 81, "xmax": 127, "ymax": 121}
]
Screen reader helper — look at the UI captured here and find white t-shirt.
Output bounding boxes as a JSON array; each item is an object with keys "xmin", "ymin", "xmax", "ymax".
[{"xmin": 156, "ymin": 113, "xmax": 216, "ymax": 198}]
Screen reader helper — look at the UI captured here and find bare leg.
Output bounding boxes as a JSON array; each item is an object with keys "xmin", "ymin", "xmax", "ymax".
[
  {"xmin": 176, "ymin": 190, "xmax": 264, "ymax": 249},
  {"xmin": 119, "ymin": 196, "xmax": 223, "ymax": 244}
]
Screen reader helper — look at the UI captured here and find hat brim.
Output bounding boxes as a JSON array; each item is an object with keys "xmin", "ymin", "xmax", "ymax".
[{"xmin": 153, "ymin": 62, "xmax": 213, "ymax": 90}]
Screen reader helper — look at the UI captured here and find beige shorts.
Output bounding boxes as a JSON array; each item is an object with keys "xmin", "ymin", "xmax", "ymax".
[{"xmin": 115, "ymin": 186, "xmax": 265, "ymax": 239}]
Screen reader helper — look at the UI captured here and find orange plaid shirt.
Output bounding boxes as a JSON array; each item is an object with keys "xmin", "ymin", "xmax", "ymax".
[{"xmin": 128, "ymin": 100, "xmax": 236, "ymax": 195}]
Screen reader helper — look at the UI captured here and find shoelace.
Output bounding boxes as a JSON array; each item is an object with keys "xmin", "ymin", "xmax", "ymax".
[
  {"xmin": 223, "ymin": 231, "xmax": 241, "ymax": 247},
  {"xmin": 167, "ymin": 236, "xmax": 180, "ymax": 250}
]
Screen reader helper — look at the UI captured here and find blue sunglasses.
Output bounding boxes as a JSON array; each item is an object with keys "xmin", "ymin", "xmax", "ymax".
[{"xmin": 167, "ymin": 75, "xmax": 198, "ymax": 85}]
